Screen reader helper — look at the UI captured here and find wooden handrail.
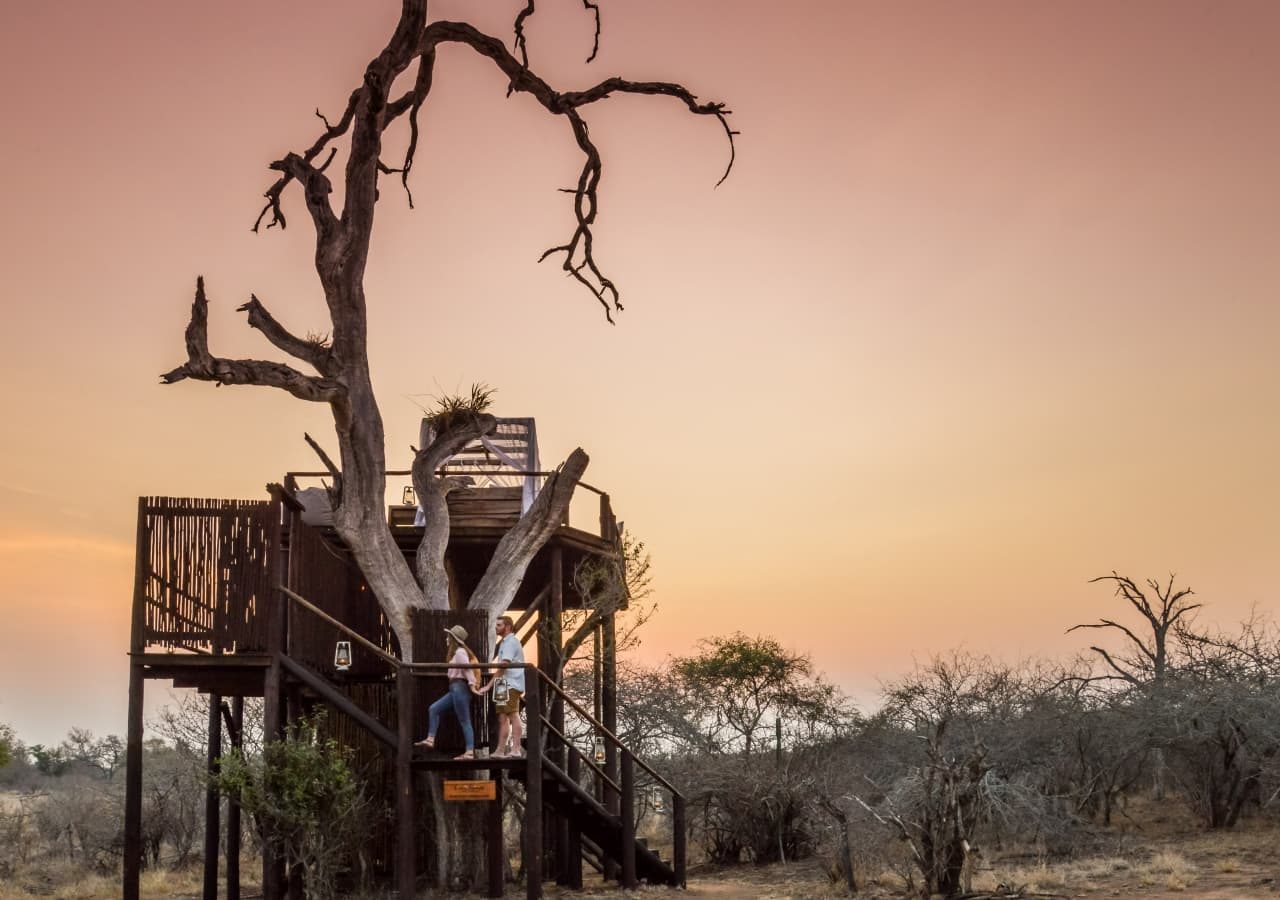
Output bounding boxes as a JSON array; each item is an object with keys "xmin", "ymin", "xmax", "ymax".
[
  {"xmin": 532, "ymin": 669, "xmax": 683, "ymax": 799},
  {"xmin": 284, "ymin": 469, "xmax": 608, "ymax": 497},
  {"xmin": 539, "ymin": 717, "xmax": 621, "ymax": 794},
  {"xmin": 277, "ymin": 586, "xmax": 400, "ymax": 667}
]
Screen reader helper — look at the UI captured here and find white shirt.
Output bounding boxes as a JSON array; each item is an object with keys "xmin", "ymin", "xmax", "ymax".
[{"xmin": 495, "ymin": 632, "xmax": 525, "ymax": 692}]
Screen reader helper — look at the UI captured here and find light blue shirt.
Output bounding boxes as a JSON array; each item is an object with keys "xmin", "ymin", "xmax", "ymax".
[{"xmin": 495, "ymin": 633, "xmax": 526, "ymax": 692}]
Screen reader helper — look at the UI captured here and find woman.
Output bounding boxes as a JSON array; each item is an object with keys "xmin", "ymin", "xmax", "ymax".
[{"xmin": 416, "ymin": 625, "xmax": 486, "ymax": 760}]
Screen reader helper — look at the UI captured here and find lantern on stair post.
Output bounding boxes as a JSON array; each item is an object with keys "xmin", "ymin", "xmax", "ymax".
[
  {"xmin": 334, "ymin": 641, "xmax": 352, "ymax": 671},
  {"xmin": 652, "ymin": 787, "xmax": 665, "ymax": 812},
  {"xmin": 593, "ymin": 735, "xmax": 606, "ymax": 764}
]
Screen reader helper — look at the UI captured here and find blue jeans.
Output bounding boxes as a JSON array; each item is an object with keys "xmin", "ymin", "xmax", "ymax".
[{"xmin": 428, "ymin": 679, "xmax": 474, "ymax": 750}]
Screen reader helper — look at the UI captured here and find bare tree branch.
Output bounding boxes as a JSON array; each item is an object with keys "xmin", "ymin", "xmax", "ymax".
[
  {"xmin": 160, "ymin": 278, "xmax": 344, "ymax": 404},
  {"xmin": 254, "ymin": 90, "xmax": 362, "ymax": 232},
  {"xmin": 237, "ymin": 294, "xmax": 334, "ymax": 373},
  {"xmin": 419, "ymin": 20, "xmax": 735, "ymax": 319}
]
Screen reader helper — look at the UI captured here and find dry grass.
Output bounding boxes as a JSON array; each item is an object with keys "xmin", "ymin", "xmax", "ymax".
[{"xmin": 0, "ymin": 860, "xmax": 207, "ymax": 900}]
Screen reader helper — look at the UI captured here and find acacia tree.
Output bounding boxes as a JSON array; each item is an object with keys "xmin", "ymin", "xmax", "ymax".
[
  {"xmin": 159, "ymin": 1, "xmax": 732, "ymax": 660},
  {"xmin": 1069, "ymin": 572, "xmax": 1200, "ymax": 799}
]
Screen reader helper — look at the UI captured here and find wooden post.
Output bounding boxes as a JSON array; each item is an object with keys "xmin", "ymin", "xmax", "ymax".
[
  {"xmin": 601, "ymin": 612, "xmax": 618, "ymax": 881},
  {"xmin": 226, "ymin": 696, "xmax": 243, "ymax": 900},
  {"xmin": 487, "ymin": 766, "xmax": 505, "ymax": 898},
  {"xmin": 524, "ymin": 670, "xmax": 543, "ymax": 900},
  {"xmin": 541, "ymin": 550, "xmax": 565, "ymax": 876},
  {"xmin": 620, "ymin": 749, "xmax": 636, "ymax": 890},
  {"xmin": 565, "ymin": 750, "xmax": 584, "ymax": 890},
  {"xmin": 123, "ymin": 661, "xmax": 145, "ymax": 900},
  {"xmin": 673, "ymin": 793, "xmax": 687, "ymax": 888},
  {"xmin": 203, "ymin": 692, "xmax": 223, "ymax": 900},
  {"xmin": 396, "ymin": 664, "xmax": 416, "ymax": 900},
  {"xmin": 123, "ymin": 498, "xmax": 148, "ymax": 900},
  {"xmin": 261, "ymin": 504, "xmax": 288, "ymax": 900}
]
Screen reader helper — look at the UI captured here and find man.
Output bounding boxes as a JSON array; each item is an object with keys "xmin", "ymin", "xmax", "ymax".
[{"xmin": 489, "ymin": 615, "xmax": 525, "ymax": 758}]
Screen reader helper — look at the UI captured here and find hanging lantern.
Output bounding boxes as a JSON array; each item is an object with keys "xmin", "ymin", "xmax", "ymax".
[
  {"xmin": 334, "ymin": 641, "xmax": 352, "ymax": 671},
  {"xmin": 593, "ymin": 735, "xmax": 607, "ymax": 764},
  {"xmin": 493, "ymin": 678, "xmax": 510, "ymax": 705},
  {"xmin": 652, "ymin": 788, "xmax": 665, "ymax": 812}
]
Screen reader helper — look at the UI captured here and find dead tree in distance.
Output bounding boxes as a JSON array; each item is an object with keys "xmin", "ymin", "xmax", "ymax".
[{"xmin": 160, "ymin": 1, "xmax": 734, "ymax": 661}]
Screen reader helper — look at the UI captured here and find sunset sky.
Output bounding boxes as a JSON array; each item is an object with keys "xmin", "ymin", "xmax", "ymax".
[{"xmin": 2, "ymin": 0, "xmax": 1277, "ymax": 746}]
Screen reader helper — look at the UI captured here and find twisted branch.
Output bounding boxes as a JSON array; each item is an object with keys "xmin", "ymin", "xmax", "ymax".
[
  {"xmin": 160, "ymin": 278, "xmax": 344, "ymax": 404},
  {"xmin": 421, "ymin": 20, "xmax": 735, "ymax": 320},
  {"xmin": 237, "ymin": 294, "xmax": 334, "ymax": 374}
]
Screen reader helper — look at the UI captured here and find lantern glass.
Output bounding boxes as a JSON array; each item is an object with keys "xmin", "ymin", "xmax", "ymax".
[
  {"xmin": 593, "ymin": 735, "xmax": 606, "ymax": 763},
  {"xmin": 493, "ymin": 678, "xmax": 510, "ymax": 705},
  {"xmin": 402, "ymin": 486, "xmax": 416, "ymax": 506},
  {"xmin": 652, "ymin": 788, "xmax": 665, "ymax": 811},
  {"xmin": 334, "ymin": 641, "xmax": 353, "ymax": 670}
]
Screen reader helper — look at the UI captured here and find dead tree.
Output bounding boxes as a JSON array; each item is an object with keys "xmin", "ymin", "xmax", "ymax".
[
  {"xmin": 1069, "ymin": 573, "xmax": 1200, "ymax": 799},
  {"xmin": 159, "ymin": 1, "xmax": 733, "ymax": 661}
]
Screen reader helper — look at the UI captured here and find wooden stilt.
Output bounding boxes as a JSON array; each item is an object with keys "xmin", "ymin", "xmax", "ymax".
[
  {"xmin": 524, "ymin": 672, "xmax": 543, "ymax": 900},
  {"xmin": 487, "ymin": 767, "xmax": 505, "ymax": 898},
  {"xmin": 123, "ymin": 661, "xmax": 145, "ymax": 900},
  {"xmin": 673, "ymin": 793, "xmax": 687, "ymax": 888},
  {"xmin": 620, "ymin": 750, "xmax": 636, "ymax": 889},
  {"xmin": 203, "ymin": 692, "xmax": 224, "ymax": 900},
  {"xmin": 601, "ymin": 612, "xmax": 619, "ymax": 881},
  {"xmin": 396, "ymin": 665, "xmax": 416, "ymax": 900},
  {"xmin": 123, "ymin": 498, "xmax": 148, "ymax": 900},
  {"xmin": 262, "ymin": 505, "xmax": 288, "ymax": 900},
  {"xmin": 565, "ymin": 750, "xmax": 584, "ymax": 889},
  {"xmin": 226, "ymin": 697, "xmax": 243, "ymax": 900}
]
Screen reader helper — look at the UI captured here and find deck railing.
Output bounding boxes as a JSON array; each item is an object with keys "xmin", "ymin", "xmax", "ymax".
[{"xmin": 133, "ymin": 497, "xmax": 275, "ymax": 654}]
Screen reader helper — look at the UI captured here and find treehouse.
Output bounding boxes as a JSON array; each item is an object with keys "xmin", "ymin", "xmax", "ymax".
[{"xmin": 122, "ymin": 418, "xmax": 686, "ymax": 900}]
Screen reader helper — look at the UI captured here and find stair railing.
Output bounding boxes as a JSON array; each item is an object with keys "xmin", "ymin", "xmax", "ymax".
[{"xmin": 531, "ymin": 668, "xmax": 687, "ymax": 888}]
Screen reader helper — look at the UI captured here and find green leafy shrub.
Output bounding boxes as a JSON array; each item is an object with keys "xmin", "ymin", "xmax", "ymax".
[{"xmin": 215, "ymin": 715, "xmax": 372, "ymax": 900}]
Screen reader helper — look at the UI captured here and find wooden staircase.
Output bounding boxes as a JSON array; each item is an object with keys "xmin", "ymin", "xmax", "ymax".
[{"xmin": 515, "ymin": 749, "xmax": 681, "ymax": 887}]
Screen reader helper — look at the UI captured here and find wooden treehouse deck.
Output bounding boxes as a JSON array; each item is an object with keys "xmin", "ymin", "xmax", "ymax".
[{"xmin": 123, "ymin": 483, "xmax": 685, "ymax": 900}]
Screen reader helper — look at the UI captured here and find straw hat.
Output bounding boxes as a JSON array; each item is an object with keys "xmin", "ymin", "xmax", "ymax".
[{"xmin": 444, "ymin": 625, "xmax": 469, "ymax": 644}]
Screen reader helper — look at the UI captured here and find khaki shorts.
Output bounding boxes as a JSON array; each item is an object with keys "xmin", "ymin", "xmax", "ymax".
[{"xmin": 496, "ymin": 687, "xmax": 523, "ymax": 716}]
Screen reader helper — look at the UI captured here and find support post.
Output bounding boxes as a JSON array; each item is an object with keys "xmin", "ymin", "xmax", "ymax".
[
  {"xmin": 620, "ymin": 750, "xmax": 636, "ymax": 889},
  {"xmin": 524, "ymin": 670, "xmax": 543, "ymax": 900},
  {"xmin": 226, "ymin": 697, "xmax": 243, "ymax": 900},
  {"xmin": 565, "ymin": 750, "xmax": 584, "ymax": 890},
  {"xmin": 123, "ymin": 498, "xmax": 148, "ymax": 900},
  {"xmin": 203, "ymin": 692, "xmax": 224, "ymax": 900},
  {"xmin": 396, "ymin": 664, "xmax": 416, "ymax": 900},
  {"xmin": 261, "ymin": 504, "xmax": 288, "ymax": 900},
  {"xmin": 487, "ymin": 765, "xmax": 505, "ymax": 898},
  {"xmin": 540, "ymin": 550, "xmax": 565, "ymax": 876},
  {"xmin": 673, "ymin": 793, "xmax": 687, "ymax": 888},
  {"xmin": 123, "ymin": 661, "xmax": 145, "ymax": 900},
  {"xmin": 601, "ymin": 612, "xmax": 618, "ymax": 881}
]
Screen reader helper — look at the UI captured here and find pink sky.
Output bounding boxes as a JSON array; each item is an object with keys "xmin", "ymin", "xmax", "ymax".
[{"xmin": 1, "ymin": 1, "xmax": 1278, "ymax": 745}]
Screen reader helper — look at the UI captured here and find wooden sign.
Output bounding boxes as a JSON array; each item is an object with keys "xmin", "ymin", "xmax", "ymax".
[{"xmin": 444, "ymin": 779, "xmax": 497, "ymax": 801}]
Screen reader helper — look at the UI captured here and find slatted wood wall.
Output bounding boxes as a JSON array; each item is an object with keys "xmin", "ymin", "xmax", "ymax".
[{"xmin": 136, "ymin": 497, "xmax": 274, "ymax": 653}]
